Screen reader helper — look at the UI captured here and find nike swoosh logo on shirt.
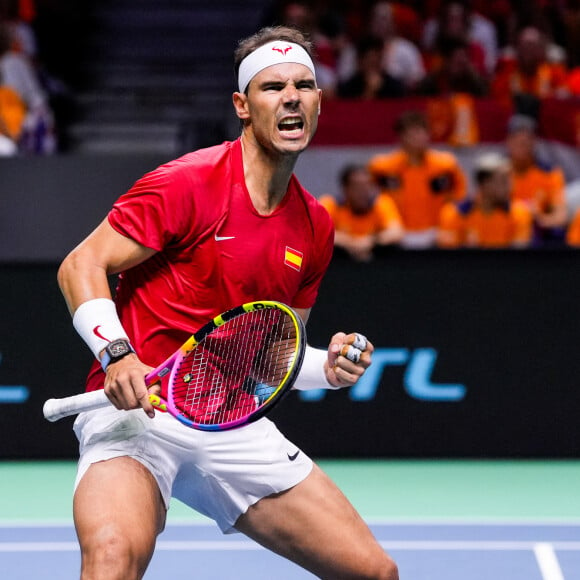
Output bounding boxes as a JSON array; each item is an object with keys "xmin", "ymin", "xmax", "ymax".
[
  {"xmin": 287, "ymin": 450, "xmax": 300, "ymax": 461},
  {"xmin": 214, "ymin": 234, "xmax": 236, "ymax": 241}
]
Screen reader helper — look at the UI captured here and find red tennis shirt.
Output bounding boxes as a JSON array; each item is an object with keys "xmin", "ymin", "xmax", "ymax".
[{"xmin": 84, "ymin": 138, "xmax": 334, "ymax": 392}]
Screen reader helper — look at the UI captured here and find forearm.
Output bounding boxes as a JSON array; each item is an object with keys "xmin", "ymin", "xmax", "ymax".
[
  {"xmin": 57, "ymin": 219, "xmax": 155, "ymax": 363},
  {"xmin": 58, "ymin": 250, "xmax": 127, "ymax": 361}
]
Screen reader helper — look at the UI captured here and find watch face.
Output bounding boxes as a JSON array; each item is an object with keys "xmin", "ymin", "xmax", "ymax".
[{"xmin": 109, "ymin": 340, "xmax": 130, "ymax": 357}]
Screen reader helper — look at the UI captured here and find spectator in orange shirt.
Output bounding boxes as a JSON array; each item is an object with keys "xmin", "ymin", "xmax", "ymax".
[
  {"xmin": 0, "ymin": 79, "xmax": 25, "ymax": 154},
  {"xmin": 566, "ymin": 207, "xmax": 580, "ymax": 247},
  {"xmin": 438, "ymin": 152, "xmax": 533, "ymax": 248},
  {"xmin": 368, "ymin": 110, "xmax": 467, "ymax": 248},
  {"xmin": 320, "ymin": 164, "xmax": 403, "ymax": 261},
  {"xmin": 0, "ymin": 21, "xmax": 55, "ymax": 153},
  {"xmin": 492, "ymin": 26, "xmax": 569, "ymax": 114},
  {"xmin": 505, "ymin": 114, "xmax": 567, "ymax": 244}
]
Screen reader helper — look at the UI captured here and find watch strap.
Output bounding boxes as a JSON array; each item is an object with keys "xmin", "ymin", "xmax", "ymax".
[{"xmin": 101, "ymin": 339, "xmax": 135, "ymax": 372}]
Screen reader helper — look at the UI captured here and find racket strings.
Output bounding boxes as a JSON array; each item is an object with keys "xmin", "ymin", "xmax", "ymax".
[{"xmin": 171, "ymin": 309, "xmax": 298, "ymax": 425}]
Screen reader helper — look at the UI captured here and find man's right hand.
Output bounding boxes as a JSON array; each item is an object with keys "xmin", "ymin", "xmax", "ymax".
[{"xmin": 103, "ymin": 354, "xmax": 159, "ymax": 418}]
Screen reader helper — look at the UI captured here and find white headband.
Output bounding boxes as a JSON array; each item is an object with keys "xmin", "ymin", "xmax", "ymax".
[{"xmin": 238, "ymin": 41, "xmax": 316, "ymax": 93}]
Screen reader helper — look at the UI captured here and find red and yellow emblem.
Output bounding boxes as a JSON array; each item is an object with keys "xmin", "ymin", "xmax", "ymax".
[{"xmin": 284, "ymin": 246, "xmax": 303, "ymax": 271}]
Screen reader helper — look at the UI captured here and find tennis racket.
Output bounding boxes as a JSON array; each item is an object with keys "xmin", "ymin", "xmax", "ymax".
[{"xmin": 43, "ymin": 301, "xmax": 306, "ymax": 431}]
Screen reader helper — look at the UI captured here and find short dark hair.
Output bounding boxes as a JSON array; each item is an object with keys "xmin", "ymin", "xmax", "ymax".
[
  {"xmin": 393, "ymin": 110, "xmax": 428, "ymax": 134},
  {"xmin": 234, "ymin": 26, "xmax": 314, "ymax": 79},
  {"xmin": 340, "ymin": 164, "xmax": 366, "ymax": 187}
]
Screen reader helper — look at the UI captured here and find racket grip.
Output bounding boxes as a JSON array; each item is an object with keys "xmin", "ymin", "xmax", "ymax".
[{"xmin": 43, "ymin": 389, "xmax": 110, "ymax": 422}]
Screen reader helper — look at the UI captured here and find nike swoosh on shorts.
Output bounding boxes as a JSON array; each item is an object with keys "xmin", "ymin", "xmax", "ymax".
[{"xmin": 287, "ymin": 450, "xmax": 300, "ymax": 461}]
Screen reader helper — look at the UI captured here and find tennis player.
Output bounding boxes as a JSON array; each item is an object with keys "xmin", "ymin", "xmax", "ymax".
[{"xmin": 57, "ymin": 26, "xmax": 398, "ymax": 580}]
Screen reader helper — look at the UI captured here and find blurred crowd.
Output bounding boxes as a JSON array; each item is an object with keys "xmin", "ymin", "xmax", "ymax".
[
  {"xmin": 0, "ymin": 0, "xmax": 58, "ymax": 155},
  {"xmin": 320, "ymin": 109, "xmax": 580, "ymax": 255},
  {"xmin": 3, "ymin": 0, "xmax": 580, "ymax": 256},
  {"xmin": 262, "ymin": 0, "xmax": 580, "ymax": 109},
  {"xmin": 260, "ymin": 0, "xmax": 580, "ymax": 252}
]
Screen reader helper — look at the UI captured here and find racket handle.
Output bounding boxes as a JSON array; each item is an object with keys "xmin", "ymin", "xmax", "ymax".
[{"xmin": 43, "ymin": 389, "xmax": 110, "ymax": 422}]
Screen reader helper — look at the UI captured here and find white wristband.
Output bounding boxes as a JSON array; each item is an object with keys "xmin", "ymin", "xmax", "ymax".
[
  {"xmin": 72, "ymin": 298, "xmax": 130, "ymax": 360},
  {"xmin": 293, "ymin": 345, "xmax": 339, "ymax": 391}
]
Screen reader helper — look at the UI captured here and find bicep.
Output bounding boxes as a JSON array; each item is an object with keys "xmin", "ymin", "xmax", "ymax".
[
  {"xmin": 84, "ymin": 218, "xmax": 156, "ymax": 274},
  {"xmin": 58, "ymin": 217, "xmax": 156, "ymax": 313}
]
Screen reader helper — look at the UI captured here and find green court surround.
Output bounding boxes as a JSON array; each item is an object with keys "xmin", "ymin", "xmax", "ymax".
[{"xmin": 2, "ymin": 460, "xmax": 580, "ymax": 523}]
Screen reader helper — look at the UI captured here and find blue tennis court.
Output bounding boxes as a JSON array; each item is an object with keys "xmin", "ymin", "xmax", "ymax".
[
  {"xmin": 2, "ymin": 460, "xmax": 580, "ymax": 579},
  {"xmin": 2, "ymin": 521, "xmax": 579, "ymax": 579}
]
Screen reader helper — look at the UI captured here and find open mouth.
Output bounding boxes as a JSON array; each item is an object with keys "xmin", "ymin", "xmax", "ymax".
[{"xmin": 278, "ymin": 117, "xmax": 304, "ymax": 133}]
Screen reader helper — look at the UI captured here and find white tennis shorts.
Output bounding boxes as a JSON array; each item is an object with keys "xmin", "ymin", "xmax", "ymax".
[{"xmin": 73, "ymin": 405, "xmax": 313, "ymax": 533}]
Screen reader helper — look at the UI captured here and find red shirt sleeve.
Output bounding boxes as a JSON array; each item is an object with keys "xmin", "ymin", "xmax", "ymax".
[{"xmin": 108, "ymin": 162, "xmax": 197, "ymax": 252}]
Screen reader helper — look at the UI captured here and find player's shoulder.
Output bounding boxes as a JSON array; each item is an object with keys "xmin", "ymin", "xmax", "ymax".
[
  {"xmin": 155, "ymin": 141, "xmax": 234, "ymax": 181},
  {"xmin": 124, "ymin": 142, "xmax": 236, "ymax": 222},
  {"xmin": 293, "ymin": 179, "xmax": 334, "ymax": 230},
  {"xmin": 131, "ymin": 141, "xmax": 236, "ymax": 212},
  {"xmin": 303, "ymin": 186, "xmax": 333, "ymax": 218}
]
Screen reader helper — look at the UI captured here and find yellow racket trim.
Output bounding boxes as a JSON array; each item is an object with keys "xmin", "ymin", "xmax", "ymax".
[{"xmin": 241, "ymin": 300, "xmax": 304, "ymax": 404}]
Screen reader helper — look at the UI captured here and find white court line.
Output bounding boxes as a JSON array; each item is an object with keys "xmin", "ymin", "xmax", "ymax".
[
  {"xmin": 379, "ymin": 541, "xmax": 580, "ymax": 552},
  {"xmin": 363, "ymin": 518, "xmax": 580, "ymax": 527},
  {"xmin": 0, "ymin": 542, "xmax": 79, "ymax": 552},
  {"xmin": 534, "ymin": 543, "xmax": 565, "ymax": 580},
  {"xmin": 3, "ymin": 518, "xmax": 580, "ymax": 528},
  {"xmin": 2, "ymin": 540, "xmax": 580, "ymax": 553},
  {"xmin": 0, "ymin": 541, "xmax": 262, "ymax": 552}
]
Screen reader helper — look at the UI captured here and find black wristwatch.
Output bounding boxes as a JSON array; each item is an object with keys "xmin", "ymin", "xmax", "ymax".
[{"xmin": 101, "ymin": 339, "xmax": 135, "ymax": 371}]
